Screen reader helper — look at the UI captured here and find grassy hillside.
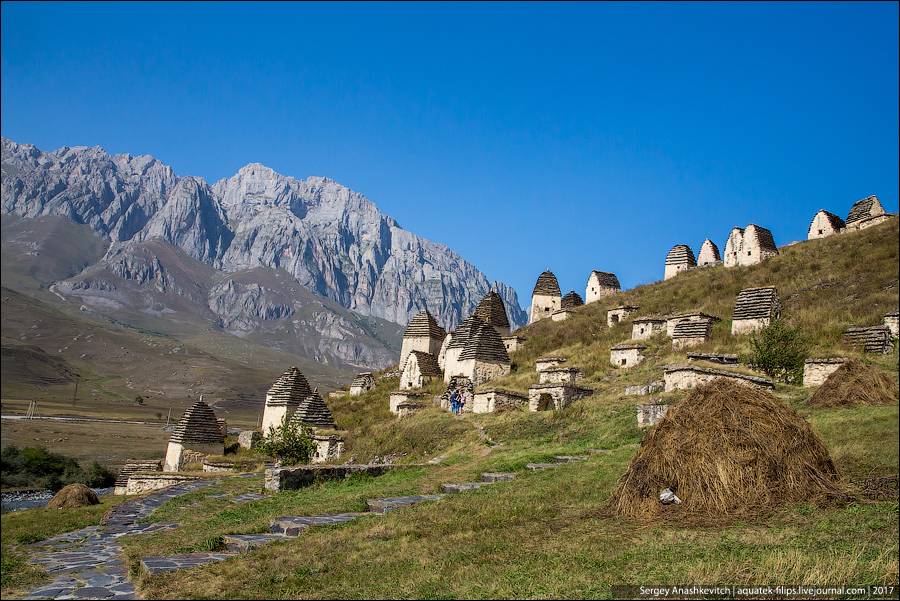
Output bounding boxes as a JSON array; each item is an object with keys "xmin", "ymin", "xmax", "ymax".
[{"xmin": 4, "ymin": 220, "xmax": 898, "ymax": 599}]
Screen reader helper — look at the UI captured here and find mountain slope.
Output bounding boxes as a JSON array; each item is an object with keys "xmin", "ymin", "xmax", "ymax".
[{"xmin": 1, "ymin": 138, "xmax": 526, "ymax": 329}]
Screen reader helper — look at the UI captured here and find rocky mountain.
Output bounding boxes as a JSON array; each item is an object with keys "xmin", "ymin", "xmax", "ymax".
[{"xmin": 1, "ymin": 138, "xmax": 527, "ymax": 331}]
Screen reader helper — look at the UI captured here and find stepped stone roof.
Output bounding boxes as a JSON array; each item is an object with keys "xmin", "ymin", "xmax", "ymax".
[
  {"xmin": 532, "ymin": 271, "xmax": 561, "ymax": 296},
  {"xmin": 665, "ymin": 244, "xmax": 696, "ymax": 266},
  {"xmin": 610, "ymin": 304, "xmax": 639, "ymax": 311},
  {"xmin": 536, "ymin": 355, "xmax": 567, "ymax": 362},
  {"xmin": 561, "ymin": 291, "xmax": 584, "ymax": 309},
  {"xmin": 672, "ymin": 318, "xmax": 713, "ymax": 339},
  {"xmin": 668, "ymin": 311, "xmax": 720, "ymax": 322},
  {"xmin": 886, "ymin": 311, "xmax": 899, "ymax": 318},
  {"xmin": 403, "ymin": 310, "xmax": 446, "ymax": 340},
  {"xmin": 732, "ymin": 286, "xmax": 781, "ymax": 321},
  {"xmin": 169, "ymin": 400, "xmax": 224, "ymax": 445},
  {"xmin": 459, "ymin": 321, "xmax": 511, "ymax": 364},
  {"xmin": 745, "ymin": 224, "xmax": 778, "ymax": 253},
  {"xmin": 350, "ymin": 373, "xmax": 374, "ymax": 388},
  {"xmin": 803, "ymin": 357, "xmax": 848, "ymax": 365},
  {"xmin": 114, "ymin": 459, "xmax": 161, "ymax": 488},
  {"xmin": 474, "ymin": 387, "xmax": 528, "ymax": 398},
  {"xmin": 811, "ymin": 209, "xmax": 846, "ymax": 231},
  {"xmin": 633, "ymin": 315, "xmax": 667, "ymax": 324},
  {"xmin": 611, "ymin": 342, "xmax": 647, "ymax": 351},
  {"xmin": 266, "ymin": 367, "xmax": 313, "ymax": 408},
  {"xmin": 290, "ymin": 388, "xmax": 337, "ymax": 429},
  {"xmin": 474, "ymin": 291, "xmax": 511, "ymax": 331},
  {"xmin": 408, "ymin": 351, "xmax": 442, "ymax": 377},
  {"xmin": 687, "ymin": 352, "xmax": 737, "ymax": 364},
  {"xmin": 447, "ymin": 314, "xmax": 485, "ymax": 350},
  {"xmin": 843, "ymin": 325, "xmax": 894, "ymax": 354},
  {"xmin": 846, "ymin": 195, "xmax": 883, "ymax": 224},
  {"xmin": 698, "ymin": 239, "xmax": 721, "ymax": 263},
  {"xmin": 589, "ymin": 271, "xmax": 621, "ymax": 289},
  {"xmin": 663, "ymin": 364, "xmax": 775, "ymax": 388}
]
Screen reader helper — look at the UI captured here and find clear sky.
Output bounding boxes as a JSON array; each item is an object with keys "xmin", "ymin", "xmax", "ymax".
[{"xmin": 2, "ymin": 2, "xmax": 898, "ymax": 307}]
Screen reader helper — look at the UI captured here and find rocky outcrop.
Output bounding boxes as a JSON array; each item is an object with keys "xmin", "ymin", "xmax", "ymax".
[{"xmin": 2, "ymin": 139, "xmax": 526, "ymax": 329}]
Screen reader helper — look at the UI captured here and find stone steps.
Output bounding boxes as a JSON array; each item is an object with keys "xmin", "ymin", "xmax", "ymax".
[
  {"xmin": 223, "ymin": 533, "xmax": 292, "ymax": 553},
  {"xmin": 269, "ymin": 512, "xmax": 370, "ymax": 536},
  {"xmin": 366, "ymin": 494, "xmax": 444, "ymax": 514},
  {"xmin": 440, "ymin": 482, "xmax": 486, "ymax": 494},
  {"xmin": 141, "ymin": 552, "xmax": 233, "ymax": 576},
  {"xmin": 481, "ymin": 472, "xmax": 516, "ymax": 483},
  {"xmin": 527, "ymin": 455, "xmax": 589, "ymax": 470}
]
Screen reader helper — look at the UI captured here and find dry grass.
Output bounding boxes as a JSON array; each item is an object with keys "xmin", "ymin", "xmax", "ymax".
[
  {"xmin": 608, "ymin": 380, "xmax": 847, "ymax": 521},
  {"xmin": 46, "ymin": 483, "xmax": 99, "ymax": 509},
  {"xmin": 808, "ymin": 359, "xmax": 899, "ymax": 408}
]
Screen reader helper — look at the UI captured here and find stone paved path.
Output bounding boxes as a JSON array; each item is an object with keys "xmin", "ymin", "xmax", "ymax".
[{"xmin": 24, "ymin": 479, "xmax": 215, "ymax": 600}]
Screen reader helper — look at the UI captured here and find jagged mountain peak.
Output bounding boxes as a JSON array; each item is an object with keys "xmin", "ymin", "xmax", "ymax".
[{"xmin": 2, "ymin": 137, "xmax": 527, "ymax": 329}]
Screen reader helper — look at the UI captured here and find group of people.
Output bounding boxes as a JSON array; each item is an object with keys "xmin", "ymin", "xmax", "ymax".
[{"xmin": 448, "ymin": 387, "xmax": 471, "ymax": 415}]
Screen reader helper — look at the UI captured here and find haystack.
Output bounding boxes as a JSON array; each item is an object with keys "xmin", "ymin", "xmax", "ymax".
[
  {"xmin": 807, "ymin": 360, "xmax": 898, "ymax": 408},
  {"xmin": 609, "ymin": 380, "xmax": 846, "ymax": 521},
  {"xmin": 47, "ymin": 483, "xmax": 99, "ymax": 509}
]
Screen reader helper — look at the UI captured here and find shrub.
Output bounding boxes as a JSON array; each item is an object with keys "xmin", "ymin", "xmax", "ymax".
[
  {"xmin": 746, "ymin": 319, "xmax": 808, "ymax": 384},
  {"xmin": 1, "ymin": 445, "xmax": 114, "ymax": 491},
  {"xmin": 256, "ymin": 416, "xmax": 316, "ymax": 465}
]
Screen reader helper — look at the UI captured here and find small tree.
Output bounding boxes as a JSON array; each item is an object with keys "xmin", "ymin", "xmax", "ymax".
[
  {"xmin": 747, "ymin": 319, "xmax": 808, "ymax": 385},
  {"xmin": 256, "ymin": 415, "xmax": 316, "ymax": 465},
  {"xmin": 135, "ymin": 395, "xmax": 144, "ymax": 406}
]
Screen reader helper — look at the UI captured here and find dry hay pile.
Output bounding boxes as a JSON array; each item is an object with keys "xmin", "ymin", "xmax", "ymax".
[
  {"xmin": 47, "ymin": 483, "xmax": 99, "ymax": 509},
  {"xmin": 609, "ymin": 379, "xmax": 847, "ymax": 521},
  {"xmin": 807, "ymin": 359, "xmax": 898, "ymax": 408}
]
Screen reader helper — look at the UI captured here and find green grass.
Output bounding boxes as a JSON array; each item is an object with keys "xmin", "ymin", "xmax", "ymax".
[
  {"xmin": 3, "ymin": 220, "xmax": 897, "ymax": 599},
  {"xmin": 1, "ymin": 496, "xmax": 127, "ymax": 598}
]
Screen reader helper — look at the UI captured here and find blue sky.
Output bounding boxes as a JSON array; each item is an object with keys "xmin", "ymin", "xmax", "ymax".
[{"xmin": 2, "ymin": 2, "xmax": 898, "ymax": 308}]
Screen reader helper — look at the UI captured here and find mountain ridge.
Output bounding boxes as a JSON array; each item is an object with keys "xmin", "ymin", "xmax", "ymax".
[{"xmin": 1, "ymin": 137, "xmax": 527, "ymax": 330}]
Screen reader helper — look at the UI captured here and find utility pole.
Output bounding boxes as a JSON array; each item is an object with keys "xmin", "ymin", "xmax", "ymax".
[
  {"xmin": 165, "ymin": 406, "xmax": 172, "ymax": 428},
  {"xmin": 72, "ymin": 376, "xmax": 79, "ymax": 406}
]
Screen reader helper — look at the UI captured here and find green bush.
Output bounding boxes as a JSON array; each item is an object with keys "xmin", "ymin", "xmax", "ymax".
[
  {"xmin": 746, "ymin": 319, "xmax": 809, "ymax": 384},
  {"xmin": 256, "ymin": 416, "xmax": 316, "ymax": 465},
  {"xmin": 1, "ymin": 445, "xmax": 115, "ymax": 491}
]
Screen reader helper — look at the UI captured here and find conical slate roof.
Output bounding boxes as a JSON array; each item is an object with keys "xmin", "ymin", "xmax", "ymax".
[
  {"xmin": 447, "ymin": 314, "xmax": 485, "ymax": 350},
  {"xmin": 403, "ymin": 310, "xmax": 446, "ymax": 340},
  {"xmin": 532, "ymin": 271, "xmax": 561, "ymax": 296},
  {"xmin": 266, "ymin": 367, "xmax": 313, "ymax": 408},
  {"xmin": 732, "ymin": 287, "xmax": 781, "ymax": 320},
  {"xmin": 459, "ymin": 321, "xmax": 510, "ymax": 364},
  {"xmin": 291, "ymin": 388, "xmax": 337, "ymax": 429},
  {"xmin": 665, "ymin": 245, "xmax": 696, "ymax": 266},
  {"xmin": 474, "ymin": 291, "xmax": 511, "ymax": 331},
  {"xmin": 589, "ymin": 271, "xmax": 621, "ymax": 289},
  {"xmin": 810, "ymin": 210, "xmax": 845, "ymax": 232},
  {"xmin": 745, "ymin": 224, "xmax": 778, "ymax": 254},
  {"xmin": 698, "ymin": 239, "xmax": 721, "ymax": 264},
  {"xmin": 169, "ymin": 400, "xmax": 224, "ymax": 445},
  {"xmin": 561, "ymin": 291, "xmax": 584, "ymax": 309}
]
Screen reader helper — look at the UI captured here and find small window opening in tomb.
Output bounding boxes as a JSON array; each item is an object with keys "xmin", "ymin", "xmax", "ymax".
[
  {"xmin": 612, "ymin": 314, "xmax": 619, "ymax": 323},
  {"xmin": 640, "ymin": 327, "xmax": 645, "ymax": 334},
  {"xmin": 545, "ymin": 307, "xmax": 550, "ymax": 312},
  {"xmin": 537, "ymin": 394, "xmax": 553, "ymax": 411},
  {"xmin": 620, "ymin": 358, "xmax": 627, "ymax": 366},
  {"xmin": 818, "ymin": 229, "xmax": 823, "ymax": 235},
  {"xmin": 747, "ymin": 250, "xmax": 752, "ymax": 256}
]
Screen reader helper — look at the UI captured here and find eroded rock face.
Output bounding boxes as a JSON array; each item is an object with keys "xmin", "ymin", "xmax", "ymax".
[{"xmin": 2, "ymin": 139, "xmax": 526, "ymax": 329}]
